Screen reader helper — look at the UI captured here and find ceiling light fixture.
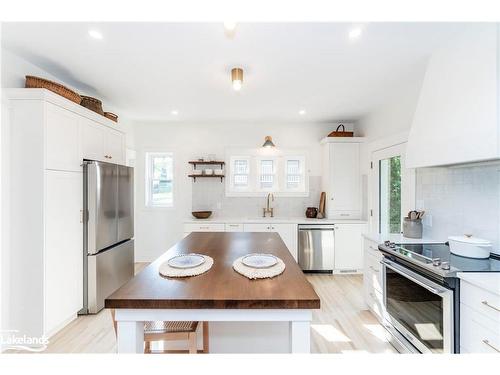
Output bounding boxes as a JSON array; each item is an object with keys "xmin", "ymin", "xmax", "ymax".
[
  {"xmin": 171, "ymin": 110, "xmax": 179, "ymax": 115},
  {"xmin": 348, "ymin": 27, "xmax": 362, "ymax": 40},
  {"xmin": 231, "ymin": 67, "xmax": 243, "ymax": 91},
  {"xmin": 299, "ymin": 109, "xmax": 306, "ymax": 115},
  {"xmin": 223, "ymin": 22, "xmax": 237, "ymax": 32},
  {"xmin": 262, "ymin": 136, "xmax": 276, "ymax": 148},
  {"xmin": 88, "ymin": 29, "xmax": 103, "ymax": 40}
]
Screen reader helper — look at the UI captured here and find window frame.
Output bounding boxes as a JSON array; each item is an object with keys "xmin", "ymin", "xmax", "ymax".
[
  {"xmin": 145, "ymin": 151, "xmax": 174, "ymax": 208},
  {"xmin": 371, "ymin": 142, "xmax": 415, "ymax": 234},
  {"xmin": 283, "ymin": 155, "xmax": 306, "ymax": 193},
  {"xmin": 229, "ymin": 155, "xmax": 252, "ymax": 192},
  {"xmin": 225, "ymin": 149, "xmax": 309, "ymax": 197},
  {"xmin": 255, "ymin": 156, "xmax": 278, "ymax": 192}
]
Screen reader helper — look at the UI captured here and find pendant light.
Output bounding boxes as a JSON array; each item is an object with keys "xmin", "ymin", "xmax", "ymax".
[
  {"xmin": 231, "ymin": 68, "xmax": 243, "ymax": 91},
  {"xmin": 262, "ymin": 136, "xmax": 275, "ymax": 148}
]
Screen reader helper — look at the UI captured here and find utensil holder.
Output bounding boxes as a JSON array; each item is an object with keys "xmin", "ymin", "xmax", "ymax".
[{"xmin": 403, "ymin": 218, "xmax": 423, "ymax": 239}]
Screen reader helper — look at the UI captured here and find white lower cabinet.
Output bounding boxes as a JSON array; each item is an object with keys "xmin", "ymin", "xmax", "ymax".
[
  {"xmin": 44, "ymin": 170, "xmax": 83, "ymax": 336},
  {"xmin": 460, "ymin": 277, "xmax": 500, "ymax": 353},
  {"xmin": 271, "ymin": 224, "xmax": 298, "ymax": 262},
  {"xmin": 184, "ymin": 223, "xmax": 225, "ymax": 232},
  {"xmin": 225, "ymin": 223, "xmax": 245, "ymax": 232},
  {"xmin": 333, "ymin": 223, "xmax": 366, "ymax": 272},
  {"xmin": 244, "ymin": 223, "xmax": 298, "ymax": 261},
  {"xmin": 363, "ymin": 238, "xmax": 385, "ymax": 322},
  {"xmin": 183, "ymin": 222, "xmax": 298, "ymax": 261}
]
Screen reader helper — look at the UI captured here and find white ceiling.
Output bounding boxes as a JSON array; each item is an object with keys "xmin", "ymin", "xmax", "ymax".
[{"xmin": 2, "ymin": 22, "xmax": 466, "ymax": 123}]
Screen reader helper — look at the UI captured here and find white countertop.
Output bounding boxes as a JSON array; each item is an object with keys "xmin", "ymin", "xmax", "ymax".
[
  {"xmin": 362, "ymin": 232, "xmax": 443, "ymax": 245},
  {"xmin": 184, "ymin": 216, "xmax": 368, "ymax": 225},
  {"xmin": 457, "ymin": 272, "xmax": 500, "ymax": 295}
]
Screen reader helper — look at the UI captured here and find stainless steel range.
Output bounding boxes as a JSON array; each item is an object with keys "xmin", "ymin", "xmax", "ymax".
[{"xmin": 378, "ymin": 241, "xmax": 500, "ymax": 354}]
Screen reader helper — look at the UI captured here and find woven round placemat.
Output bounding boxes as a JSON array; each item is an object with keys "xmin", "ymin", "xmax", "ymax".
[
  {"xmin": 159, "ymin": 255, "xmax": 213, "ymax": 277},
  {"xmin": 233, "ymin": 256, "xmax": 286, "ymax": 280}
]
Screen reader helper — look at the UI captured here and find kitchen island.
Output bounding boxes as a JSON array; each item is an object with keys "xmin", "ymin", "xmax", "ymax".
[{"xmin": 105, "ymin": 232, "xmax": 320, "ymax": 353}]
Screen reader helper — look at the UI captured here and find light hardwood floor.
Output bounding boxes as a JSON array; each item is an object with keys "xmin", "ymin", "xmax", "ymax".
[{"xmin": 11, "ymin": 264, "xmax": 396, "ymax": 354}]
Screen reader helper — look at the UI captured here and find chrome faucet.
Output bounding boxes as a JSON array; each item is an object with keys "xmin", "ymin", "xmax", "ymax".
[{"xmin": 263, "ymin": 193, "xmax": 274, "ymax": 217}]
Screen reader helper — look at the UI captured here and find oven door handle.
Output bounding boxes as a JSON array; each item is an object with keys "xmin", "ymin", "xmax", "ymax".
[{"xmin": 381, "ymin": 259, "xmax": 448, "ymax": 295}]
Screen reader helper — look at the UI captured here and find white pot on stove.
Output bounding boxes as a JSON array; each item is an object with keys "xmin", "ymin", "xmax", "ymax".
[{"xmin": 448, "ymin": 235, "xmax": 492, "ymax": 259}]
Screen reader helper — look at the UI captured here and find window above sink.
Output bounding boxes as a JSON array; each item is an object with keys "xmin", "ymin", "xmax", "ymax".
[{"xmin": 226, "ymin": 148, "xmax": 308, "ymax": 197}]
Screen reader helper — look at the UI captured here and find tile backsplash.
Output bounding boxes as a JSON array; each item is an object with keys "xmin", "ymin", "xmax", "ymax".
[
  {"xmin": 192, "ymin": 176, "xmax": 323, "ymax": 218},
  {"xmin": 416, "ymin": 162, "xmax": 500, "ymax": 254}
]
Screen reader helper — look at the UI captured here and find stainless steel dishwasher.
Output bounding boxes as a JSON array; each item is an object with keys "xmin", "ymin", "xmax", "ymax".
[{"xmin": 298, "ymin": 225, "xmax": 335, "ymax": 272}]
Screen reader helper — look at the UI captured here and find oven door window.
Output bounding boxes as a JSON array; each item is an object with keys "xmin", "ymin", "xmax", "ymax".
[{"xmin": 385, "ymin": 268, "xmax": 444, "ymax": 352}]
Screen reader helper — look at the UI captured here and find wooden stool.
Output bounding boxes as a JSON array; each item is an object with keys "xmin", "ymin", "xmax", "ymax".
[{"xmin": 110, "ymin": 309, "xmax": 209, "ymax": 354}]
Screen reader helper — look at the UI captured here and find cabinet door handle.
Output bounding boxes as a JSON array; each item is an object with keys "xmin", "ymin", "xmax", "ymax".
[
  {"xmin": 199, "ymin": 226, "xmax": 210, "ymax": 230},
  {"xmin": 482, "ymin": 339, "xmax": 500, "ymax": 353},
  {"xmin": 482, "ymin": 300, "xmax": 500, "ymax": 313}
]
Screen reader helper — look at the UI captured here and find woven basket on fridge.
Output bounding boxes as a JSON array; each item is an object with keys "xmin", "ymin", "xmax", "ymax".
[
  {"xmin": 25, "ymin": 75, "xmax": 82, "ymax": 104},
  {"xmin": 80, "ymin": 95, "xmax": 104, "ymax": 115}
]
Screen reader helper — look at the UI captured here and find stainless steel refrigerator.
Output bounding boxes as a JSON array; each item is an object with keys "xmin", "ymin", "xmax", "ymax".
[{"xmin": 80, "ymin": 160, "xmax": 135, "ymax": 314}]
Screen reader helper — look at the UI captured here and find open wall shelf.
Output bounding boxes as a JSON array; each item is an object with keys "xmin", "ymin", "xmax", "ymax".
[
  {"xmin": 188, "ymin": 174, "xmax": 225, "ymax": 182},
  {"xmin": 188, "ymin": 161, "xmax": 225, "ymax": 169}
]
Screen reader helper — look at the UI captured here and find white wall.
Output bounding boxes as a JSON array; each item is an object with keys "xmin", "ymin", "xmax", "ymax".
[
  {"xmin": 133, "ymin": 121, "xmax": 336, "ymax": 262},
  {"xmin": 416, "ymin": 163, "xmax": 500, "ymax": 254}
]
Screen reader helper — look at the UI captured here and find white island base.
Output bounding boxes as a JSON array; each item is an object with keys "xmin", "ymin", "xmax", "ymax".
[{"xmin": 115, "ymin": 309, "xmax": 312, "ymax": 354}]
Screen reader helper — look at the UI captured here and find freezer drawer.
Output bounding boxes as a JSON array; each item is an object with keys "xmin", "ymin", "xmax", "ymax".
[
  {"xmin": 298, "ymin": 225, "xmax": 335, "ymax": 271},
  {"xmin": 87, "ymin": 240, "xmax": 134, "ymax": 314}
]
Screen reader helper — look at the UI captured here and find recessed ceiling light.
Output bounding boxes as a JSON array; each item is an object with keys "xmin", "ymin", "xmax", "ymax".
[
  {"xmin": 88, "ymin": 29, "xmax": 103, "ymax": 40},
  {"xmin": 223, "ymin": 22, "xmax": 237, "ymax": 32},
  {"xmin": 348, "ymin": 28, "xmax": 362, "ymax": 40},
  {"xmin": 299, "ymin": 109, "xmax": 306, "ymax": 115},
  {"xmin": 171, "ymin": 110, "xmax": 179, "ymax": 115}
]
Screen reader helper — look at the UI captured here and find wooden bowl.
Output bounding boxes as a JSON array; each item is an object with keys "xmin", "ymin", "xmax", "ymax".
[{"xmin": 192, "ymin": 211, "xmax": 212, "ymax": 219}]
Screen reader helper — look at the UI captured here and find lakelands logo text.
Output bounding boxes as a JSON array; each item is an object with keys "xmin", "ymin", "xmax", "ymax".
[{"xmin": 0, "ymin": 330, "xmax": 49, "ymax": 352}]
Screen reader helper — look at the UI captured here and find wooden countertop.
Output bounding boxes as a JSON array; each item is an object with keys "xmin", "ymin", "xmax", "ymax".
[{"xmin": 105, "ymin": 232, "xmax": 320, "ymax": 309}]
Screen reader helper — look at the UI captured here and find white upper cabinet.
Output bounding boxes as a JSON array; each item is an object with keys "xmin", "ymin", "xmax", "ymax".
[
  {"xmin": 80, "ymin": 117, "xmax": 106, "ymax": 161},
  {"xmin": 321, "ymin": 138, "xmax": 364, "ymax": 219},
  {"xmin": 105, "ymin": 127, "xmax": 125, "ymax": 164},
  {"xmin": 81, "ymin": 118, "xmax": 125, "ymax": 164},
  {"xmin": 45, "ymin": 102, "xmax": 81, "ymax": 172},
  {"xmin": 407, "ymin": 24, "xmax": 499, "ymax": 168}
]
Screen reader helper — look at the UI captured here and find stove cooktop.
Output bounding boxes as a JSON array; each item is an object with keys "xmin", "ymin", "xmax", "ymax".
[{"xmin": 378, "ymin": 242, "xmax": 500, "ymax": 278}]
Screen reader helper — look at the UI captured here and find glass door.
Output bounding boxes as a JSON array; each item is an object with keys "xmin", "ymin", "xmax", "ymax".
[{"xmin": 371, "ymin": 143, "xmax": 415, "ymax": 234}]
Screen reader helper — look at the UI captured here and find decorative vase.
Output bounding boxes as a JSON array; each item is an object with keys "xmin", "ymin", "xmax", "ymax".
[{"xmin": 305, "ymin": 207, "xmax": 318, "ymax": 218}]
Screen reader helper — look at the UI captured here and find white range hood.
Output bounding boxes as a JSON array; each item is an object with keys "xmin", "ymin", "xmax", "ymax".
[{"xmin": 406, "ymin": 24, "xmax": 500, "ymax": 168}]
